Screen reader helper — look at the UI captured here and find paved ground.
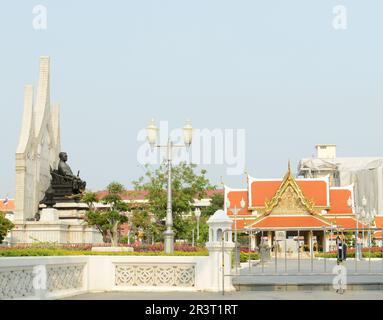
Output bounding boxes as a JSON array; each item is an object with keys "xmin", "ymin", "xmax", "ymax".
[
  {"xmin": 237, "ymin": 258, "xmax": 383, "ymax": 274},
  {"xmin": 62, "ymin": 259, "xmax": 383, "ymax": 300},
  {"xmin": 63, "ymin": 290, "xmax": 383, "ymax": 300},
  {"xmin": 232, "ymin": 258, "xmax": 383, "ymax": 286}
]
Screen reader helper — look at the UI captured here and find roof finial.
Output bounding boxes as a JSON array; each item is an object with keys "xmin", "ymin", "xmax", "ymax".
[
  {"xmin": 220, "ymin": 176, "xmax": 225, "ymax": 186},
  {"xmin": 288, "ymin": 159, "xmax": 291, "ymax": 173}
]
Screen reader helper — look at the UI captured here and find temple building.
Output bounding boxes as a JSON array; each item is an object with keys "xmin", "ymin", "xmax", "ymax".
[{"xmin": 224, "ymin": 162, "xmax": 374, "ymax": 253}]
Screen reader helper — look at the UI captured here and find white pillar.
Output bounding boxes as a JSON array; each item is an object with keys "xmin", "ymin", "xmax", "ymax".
[{"xmin": 206, "ymin": 210, "xmax": 236, "ymax": 292}]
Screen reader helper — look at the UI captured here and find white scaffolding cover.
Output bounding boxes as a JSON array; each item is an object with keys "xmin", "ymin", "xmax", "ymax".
[{"xmin": 299, "ymin": 157, "xmax": 383, "ymax": 215}]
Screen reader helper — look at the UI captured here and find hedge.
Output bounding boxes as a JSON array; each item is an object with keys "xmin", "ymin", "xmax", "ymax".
[
  {"xmin": 0, "ymin": 248, "xmax": 209, "ymax": 257},
  {"xmin": 240, "ymin": 252, "xmax": 260, "ymax": 262},
  {"xmin": 315, "ymin": 252, "xmax": 382, "ymax": 259},
  {"xmin": 0, "ymin": 243, "xmax": 205, "ymax": 253}
]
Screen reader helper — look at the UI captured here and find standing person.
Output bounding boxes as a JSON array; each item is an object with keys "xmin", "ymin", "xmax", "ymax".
[
  {"xmin": 336, "ymin": 235, "xmax": 344, "ymax": 265},
  {"xmin": 335, "ymin": 234, "xmax": 346, "ymax": 294},
  {"xmin": 357, "ymin": 235, "xmax": 363, "ymax": 261}
]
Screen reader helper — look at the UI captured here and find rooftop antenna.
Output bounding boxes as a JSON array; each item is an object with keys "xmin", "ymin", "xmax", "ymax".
[
  {"xmin": 220, "ymin": 176, "xmax": 225, "ymax": 187},
  {"xmin": 244, "ymin": 165, "xmax": 248, "ymax": 185}
]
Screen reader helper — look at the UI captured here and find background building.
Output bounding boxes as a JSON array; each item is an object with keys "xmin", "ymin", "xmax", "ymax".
[
  {"xmin": 95, "ymin": 189, "xmax": 224, "ymax": 237},
  {"xmin": 298, "ymin": 144, "xmax": 383, "ymax": 215},
  {"xmin": 1, "ymin": 199, "xmax": 15, "ymax": 244}
]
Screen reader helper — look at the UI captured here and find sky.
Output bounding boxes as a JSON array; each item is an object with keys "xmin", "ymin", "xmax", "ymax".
[{"xmin": 0, "ymin": 0, "xmax": 383, "ymax": 197}]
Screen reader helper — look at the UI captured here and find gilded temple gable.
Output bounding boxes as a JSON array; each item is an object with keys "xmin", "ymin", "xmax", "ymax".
[{"xmin": 264, "ymin": 162, "xmax": 315, "ymax": 215}]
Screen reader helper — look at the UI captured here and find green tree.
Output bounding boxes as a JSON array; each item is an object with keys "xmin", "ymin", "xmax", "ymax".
[
  {"xmin": 133, "ymin": 161, "xmax": 215, "ymax": 241},
  {"xmin": 82, "ymin": 191, "xmax": 98, "ymax": 210},
  {"xmin": 0, "ymin": 212, "xmax": 14, "ymax": 243},
  {"xmin": 83, "ymin": 182, "xmax": 129, "ymax": 246},
  {"xmin": 201, "ymin": 193, "xmax": 224, "ymax": 217},
  {"xmin": 130, "ymin": 205, "xmax": 162, "ymax": 244}
]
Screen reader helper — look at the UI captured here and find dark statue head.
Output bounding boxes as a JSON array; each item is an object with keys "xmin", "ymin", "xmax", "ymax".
[{"xmin": 59, "ymin": 152, "xmax": 68, "ymax": 162}]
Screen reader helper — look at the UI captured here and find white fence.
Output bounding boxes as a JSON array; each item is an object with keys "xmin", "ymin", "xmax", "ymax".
[
  {"xmin": 0, "ymin": 253, "xmax": 234, "ymax": 300},
  {"xmin": 0, "ymin": 256, "xmax": 88, "ymax": 300},
  {"xmin": 0, "ymin": 210, "xmax": 235, "ymax": 299}
]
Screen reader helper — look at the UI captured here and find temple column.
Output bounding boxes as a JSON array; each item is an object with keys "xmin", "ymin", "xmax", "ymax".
[{"xmin": 308, "ymin": 231, "xmax": 313, "ymax": 256}]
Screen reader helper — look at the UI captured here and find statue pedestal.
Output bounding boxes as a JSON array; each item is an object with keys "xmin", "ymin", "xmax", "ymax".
[
  {"xmin": 11, "ymin": 202, "xmax": 102, "ymax": 244},
  {"xmin": 40, "ymin": 208, "xmax": 59, "ymax": 222},
  {"xmin": 10, "ymin": 220, "xmax": 103, "ymax": 244}
]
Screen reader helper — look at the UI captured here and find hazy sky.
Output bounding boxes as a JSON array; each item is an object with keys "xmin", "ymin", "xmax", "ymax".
[{"xmin": 1, "ymin": 1, "xmax": 383, "ymax": 197}]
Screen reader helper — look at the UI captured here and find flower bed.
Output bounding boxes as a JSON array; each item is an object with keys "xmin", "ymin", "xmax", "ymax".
[
  {"xmin": 0, "ymin": 248, "xmax": 209, "ymax": 257},
  {"xmin": 0, "ymin": 242, "xmax": 208, "ymax": 257},
  {"xmin": 0, "ymin": 242, "xmax": 206, "ymax": 253},
  {"xmin": 315, "ymin": 250, "xmax": 383, "ymax": 259}
]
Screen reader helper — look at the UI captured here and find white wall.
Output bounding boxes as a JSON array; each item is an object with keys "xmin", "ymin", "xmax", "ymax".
[{"xmin": 0, "ymin": 253, "xmax": 234, "ymax": 300}]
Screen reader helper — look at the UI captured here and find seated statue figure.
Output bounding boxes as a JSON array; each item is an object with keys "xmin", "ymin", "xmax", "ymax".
[
  {"xmin": 58, "ymin": 152, "xmax": 75, "ymax": 176},
  {"xmin": 57, "ymin": 152, "xmax": 86, "ymax": 193},
  {"xmin": 41, "ymin": 152, "xmax": 87, "ymax": 207}
]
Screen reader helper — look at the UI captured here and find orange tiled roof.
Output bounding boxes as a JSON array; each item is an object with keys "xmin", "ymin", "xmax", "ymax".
[
  {"xmin": 97, "ymin": 189, "xmax": 223, "ymax": 201},
  {"xmin": 297, "ymin": 180, "xmax": 328, "ymax": 207},
  {"xmin": 96, "ymin": 190, "xmax": 149, "ymax": 201},
  {"xmin": 232, "ymin": 218, "xmax": 257, "ymax": 229},
  {"xmin": 328, "ymin": 188, "xmax": 353, "ymax": 214},
  {"xmin": 250, "ymin": 179, "xmax": 328, "ymax": 207},
  {"xmin": 249, "ymin": 216, "xmax": 331, "ymax": 229},
  {"xmin": 326, "ymin": 217, "xmax": 369, "ymax": 229},
  {"xmin": 250, "ymin": 181, "xmax": 281, "ymax": 207},
  {"xmin": 375, "ymin": 216, "xmax": 383, "ymax": 228},
  {"xmin": 226, "ymin": 190, "xmax": 252, "ymax": 216},
  {"xmin": 206, "ymin": 189, "xmax": 224, "ymax": 197},
  {"xmin": 0, "ymin": 199, "xmax": 15, "ymax": 212}
]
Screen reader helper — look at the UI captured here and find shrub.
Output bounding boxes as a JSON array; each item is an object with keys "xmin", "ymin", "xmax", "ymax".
[
  {"xmin": 0, "ymin": 248, "xmax": 209, "ymax": 257},
  {"xmin": 0, "ymin": 242, "xmax": 207, "ymax": 253},
  {"xmin": 315, "ymin": 251, "xmax": 383, "ymax": 259},
  {"xmin": 0, "ymin": 212, "xmax": 14, "ymax": 243},
  {"xmin": 240, "ymin": 251, "xmax": 259, "ymax": 262}
]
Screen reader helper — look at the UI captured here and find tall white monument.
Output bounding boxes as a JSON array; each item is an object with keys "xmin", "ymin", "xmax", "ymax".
[
  {"xmin": 12, "ymin": 57, "xmax": 102, "ymax": 244},
  {"xmin": 15, "ymin": 56, "xmax": 61, "ymax": 221}
]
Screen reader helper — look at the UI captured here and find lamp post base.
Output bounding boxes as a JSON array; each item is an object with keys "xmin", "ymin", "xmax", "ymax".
[{"xmin": 164, "ymin": 229, "xmax": 175, "ymax": 254}]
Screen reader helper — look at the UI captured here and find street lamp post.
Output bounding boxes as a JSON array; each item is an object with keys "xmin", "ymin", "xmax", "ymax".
[
  {"xmin": 146, "ymin": 119, "xmax": 193, "ymax": 254},
  {"xmin": 370, "ymin": 209, "xmax": 377, "ymax": 246},
  {"xmin": 226, "ymin": 197, "xmax": 246, "ymax": 268},
  {"xmin": 348, "ymin": 195, "xmax": 367, "ymax": 261},
  {"xmin": 348, "ymin": 195, "xmax": 377, "ymax": 260},
  {"xmin": 194, "ymin": 207, "xmax": 201, "ymax": 241},
  {"xmin": 361, "ymin": 208, "xmax": 376, "ymax": 247},
  {"xmin": 348, "ymin": 196, "xmax": 359, "ymax": 260},
  {"xmin": 127, "ymin": 222, "xmax": 132, "ymax": 245}
]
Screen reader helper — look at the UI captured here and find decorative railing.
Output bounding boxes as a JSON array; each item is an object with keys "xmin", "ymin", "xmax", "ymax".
[
  {"xmin": 0, "ymin": 267, "xmax": 35, "ymax": 299},
  {"xmin": 46, "ymin": 264, "xmax": 84, "ymax": 292},
  {"xmin": 115, "ymin": 263, "xmax": 195, "ymax": 287},
  {"xmin": 0, "ymin": 263, "xmax": 85, "ymax": 300}
]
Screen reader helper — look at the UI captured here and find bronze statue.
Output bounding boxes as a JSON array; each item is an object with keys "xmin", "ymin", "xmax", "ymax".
[
  {"xmin": 58, "ymin": 152, "xmax": 75, "ymax": 176},
  {"xmin": 57, "ymin": 152, "xmax": 86, "ymax": 192},
  {"xmin": 41, "ymin": 152, "xmax": 86, "ymax": 207}
]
